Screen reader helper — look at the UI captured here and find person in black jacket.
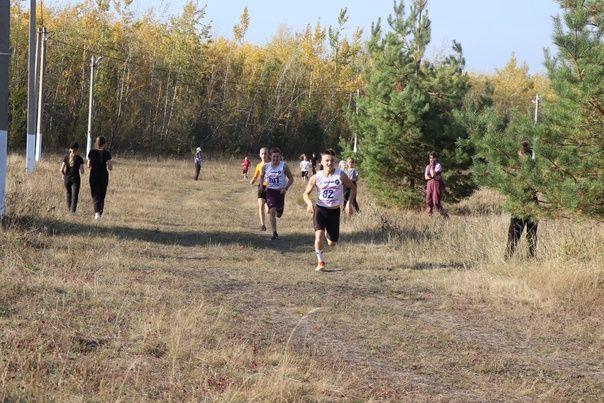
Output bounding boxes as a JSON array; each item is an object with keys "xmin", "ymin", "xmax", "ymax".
[
  {"xmin": 505, "ymin": 140, "xmax": 538, "ymax": 259},
  {"xmin": 60, "ymin": 142, "xmax": 85, "ymax": 214},
  {"xmin": 87, "ymin": 136, "xmax": 113, "ymax": 220}
]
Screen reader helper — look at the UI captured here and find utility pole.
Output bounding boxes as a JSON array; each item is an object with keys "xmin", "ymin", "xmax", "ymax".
[
  {"xmin": 86, "ymin": 56, "xmax": 103, "ymax": 159},
  {"xmin": 35, "ymin": 26, "xmax": 47, "ymax": 161},
  {"xmin": 353, "ymin": 88, "xmax": 359, "ymax": 153},
  {"xmin": 0, "ymin": 0, "xmax": 9, "ymax": 217},
  {"xmin": 532, "ymin": 94, "xmax": 540, "ymax": 124},
  {"xmin": 25, "ymin": 0, "xmax": 36, "ymax": 172}
]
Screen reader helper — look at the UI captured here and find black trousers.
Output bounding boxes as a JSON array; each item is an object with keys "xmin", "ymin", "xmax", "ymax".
[
  {"xmin": 90, "ymin": 176, "xmax": 109, "ymax": 215},
  {"xmin": 194, "ymin": 163, "xmax": 201, "ymax": 180},
  {"xmin": 505, "ymin": 216, "xmax": 538, "ymax": 259},
  {"xmin": 65, "ymin": 179, "xmax": 80, "ymax": 213}
]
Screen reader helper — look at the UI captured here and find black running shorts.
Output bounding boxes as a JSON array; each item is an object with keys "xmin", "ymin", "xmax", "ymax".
[{"xmin": 313, "ymin": 205, "xmax": 341, "ymax": 242}]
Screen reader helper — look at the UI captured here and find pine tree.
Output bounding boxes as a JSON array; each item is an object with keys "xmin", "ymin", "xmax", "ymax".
[
  {"xmin": 538, "ymin": 0, "xmax": 603, "ymax": 217},
  {"xmin": 468, "ymin": 0, "xmax": 603, "ymax": 219},
  {"xmin": 348, "ymin": 0, "xmax": 474, "ymax": 207}
]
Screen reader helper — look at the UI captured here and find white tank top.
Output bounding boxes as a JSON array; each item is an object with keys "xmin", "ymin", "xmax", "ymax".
[
  {"xmin": 316, "ymin": 169, "xmax": 344, "ymax": 208},
  {"xmin": 265, "ymin": 161, "xmax": 286, "ymax": 190}
]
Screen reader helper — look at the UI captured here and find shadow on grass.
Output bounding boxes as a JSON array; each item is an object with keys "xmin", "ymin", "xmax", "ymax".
[
  {"xmin": 386, "ymin": 261, "xmax": 473, "ymax": 271},
  {"xmin": 9, "ymin": 215, "xmax": 438, "ymax": 252}
]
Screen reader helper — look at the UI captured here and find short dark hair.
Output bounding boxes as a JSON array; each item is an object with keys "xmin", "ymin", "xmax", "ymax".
[
  {"xmin": 321, "ymin": 149, "xmax": 336, "ymax": 156},
  {"xmin": 269, "ymin": 147, "xmax": 281, "ymax": 155},
  {"xmin": 519, "ymin": 140, "xmax": 532, "ymax": 154},
  {"xmin": 95, "ymin": 136, "xmax": 106, "ymax": 148},
  {"xmin": 428, "ymin": 151, "xmax": 437, "ymax": 159},
  {"xmin": 69, "ymin": 142, "xmax": 79, "ymax": 150}
]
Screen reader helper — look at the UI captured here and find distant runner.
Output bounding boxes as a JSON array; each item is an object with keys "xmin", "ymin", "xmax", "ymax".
[
  {"xmin": 343, "ymin": 157, "xmax": 360, "ymax": 213},
  {"xmin": 250, "ymin": 147, "xmax": 270, "ymax": 231},
  {"xmin": 300, "ymin": 154, "xmax": 311, "ymax": 183},
  {"xmin": 241, "ymin": 156, "xmax": 251, "ymax": 180},
  {"xmin": 194, "ymin": 147, "xmax": 202, "ymax": 180},
  {"xmin": 303, "ymin": 149, "xmax": 356, "ymax": 271}
]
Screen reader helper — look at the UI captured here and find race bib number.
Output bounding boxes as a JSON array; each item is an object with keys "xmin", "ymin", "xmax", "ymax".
[{"xmin": 321, "ymin": 189, "xmax": 335, "ymax": 199}]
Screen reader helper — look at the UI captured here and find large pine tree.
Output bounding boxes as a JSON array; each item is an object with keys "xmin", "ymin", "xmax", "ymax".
[
  {"xmin": 468, "ymin": 0, "xmax": 603, "ymax": 219},
  {"xmin": 348, "ymin": 0, "xmax": 474, "ymax": 207},
  {"xmin": 539, "ymin": 0, "xmax": 603, "ymax": 217}
]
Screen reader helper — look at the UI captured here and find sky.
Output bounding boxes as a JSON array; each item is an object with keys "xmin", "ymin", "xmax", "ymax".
[{"xmin": 50, "ymin": 0, "xmax": 563, "ymax": 75}]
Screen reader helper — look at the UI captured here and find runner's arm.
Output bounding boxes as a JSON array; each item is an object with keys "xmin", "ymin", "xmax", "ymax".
[
  {"xmin": 250, "ymin": 165, "xmax": 261, "ymax": 185},
  {"xmin": 303, "ymin": 175, "xmax": 317, "ymax": 213}
]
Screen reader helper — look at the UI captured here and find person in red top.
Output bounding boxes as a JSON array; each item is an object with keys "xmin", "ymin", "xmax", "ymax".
[
  {"xmin": 424, "ymin": 151, "xmax": 448, "ymax": 218},
  {"xmin": 241, "ymin": 157, "xmax": 251, "ymax": 180}
]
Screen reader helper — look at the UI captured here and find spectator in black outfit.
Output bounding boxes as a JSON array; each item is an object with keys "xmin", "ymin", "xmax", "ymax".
[
  {"xmin": 310, "ymin": 153, "xmax": 318, "ymax": 175},
  {"xmin": 87, "ymin": 136, "xmax": 113, "ymax": 220},
  {"xmin": 505, "ymin": 140, "xmax": 538, "ymax": 259},
  {"xmin": 60, "ymin": 142, "xmax": 85, "ymax": 213}
]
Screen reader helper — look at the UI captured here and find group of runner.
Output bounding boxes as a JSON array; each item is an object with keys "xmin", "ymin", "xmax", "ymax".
[{"xmin": 250, "ymin": 147, "xmax": 358, "ymax": 271}]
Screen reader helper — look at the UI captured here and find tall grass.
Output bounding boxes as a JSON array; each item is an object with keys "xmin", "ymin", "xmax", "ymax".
[{"xmin": 1, "ymin": 154, "xmax": 602, "ymax": 401}]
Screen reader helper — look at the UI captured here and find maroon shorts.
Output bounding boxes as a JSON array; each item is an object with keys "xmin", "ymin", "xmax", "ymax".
[{"xmin": 265, "ymin": 188, "xmax": 285, "ymax": 217}]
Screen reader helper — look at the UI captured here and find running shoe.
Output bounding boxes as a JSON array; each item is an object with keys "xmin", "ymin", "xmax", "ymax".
[
  {"xmin": 315, "ymin": 261, "xmax": 326, "ymax": 272},
  {"xmin": 261, "ymin": 224, "xmax": 267, "ymax": 231},
  {"xmin": 270, "ymin": 232, "xmax": 279, "ymax": 240}
]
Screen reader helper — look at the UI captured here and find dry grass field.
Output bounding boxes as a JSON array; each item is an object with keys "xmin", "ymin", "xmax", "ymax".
[{"xmin": 1, "ymin": 155, "xmax": 603, "ymax": 401}]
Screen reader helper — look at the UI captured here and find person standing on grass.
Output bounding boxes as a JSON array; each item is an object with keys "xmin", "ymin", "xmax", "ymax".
[
  {"xmin": 241, "ymin": 156, "xmax": 251, "ymax": 180},
  {"xmin": 250, "ymin": 147, "xmax": 270, "ymax": 231},
  {"xmin": 343, "ymin": 157, "xmax": 360, "ymax": 213},
  {"xmin": 311, "ymin": 153, "xmax": 318, "ymax": 175},
  {"xmin": 261, "ymin": 147, "xmax": 294, "ymax": 240},
  {"xmin": 505, "ymin": 140, "xmax": 539, "ymax": 259},
  {"xmin": 303, "ymin": 149, "xmax": 356, "ymax": 271},
  {"xmin": 87, "ymin": 136, "xmax": 113, "ymax": 220},
  {"xmin": 424, "ymin": 151, "xmax": 448, "ymax": 218},
  {"xmin": 60, "ymin": 142, "xmax": 85, "ymax": 214},
  {"xmin": 194, "ymin": 147, "xmax": 202, "ymax": 180},
  {"xmin": 300, "ymin": 154, "xmax": 311, "ymax": 183}
]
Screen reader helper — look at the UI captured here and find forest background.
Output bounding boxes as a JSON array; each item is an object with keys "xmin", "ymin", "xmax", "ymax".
[{"xmin": 6, "ymin": 0, "xmax": 551, "ymax": 156}]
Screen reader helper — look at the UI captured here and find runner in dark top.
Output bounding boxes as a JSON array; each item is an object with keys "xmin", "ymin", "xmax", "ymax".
[
  {"xmin": 87, "ymin": 136, "xmax": 113, "ymax": 220},
  {"xmin": 60, "ymin": 142, "xmax": 85, "ymax": 213}
]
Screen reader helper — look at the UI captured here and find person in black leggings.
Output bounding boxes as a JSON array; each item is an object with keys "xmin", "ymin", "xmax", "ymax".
[
  {"xmin": 60, "ymin": 142, "xmax": 85, "ymax": 214},
  {"xmin": 87, "ymin": 136, "xmax": 113, "ymax": 220}
]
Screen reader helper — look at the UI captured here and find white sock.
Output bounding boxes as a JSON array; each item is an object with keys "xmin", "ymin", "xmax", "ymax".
[{"xmin": 315, "ymin": 249, "xmax": 324, "ymax": 263}]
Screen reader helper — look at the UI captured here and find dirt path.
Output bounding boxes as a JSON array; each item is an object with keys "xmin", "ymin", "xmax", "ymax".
[
  {"xmin": 2, "ymin": 158, "xmax": 602, "ymax": 401},
  {"xmin": 147, "ymin": 163, "xmax": 604, "ymax": 400}
]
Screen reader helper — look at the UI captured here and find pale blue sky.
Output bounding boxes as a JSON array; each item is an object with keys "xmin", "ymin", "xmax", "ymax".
[{"xmin": 53, "ymin": 0, "xmax": 563, "ymax": 74}]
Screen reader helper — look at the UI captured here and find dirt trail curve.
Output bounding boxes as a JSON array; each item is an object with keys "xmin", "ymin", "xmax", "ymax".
[{"xmin": 158, "ymin": 171, "xmax": 604, "ymax": 400}]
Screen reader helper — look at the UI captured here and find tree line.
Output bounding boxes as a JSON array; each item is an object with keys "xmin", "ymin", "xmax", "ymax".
[{"xmin": 6, "ymin": 0, "xmax": 601, "ymax": 218}]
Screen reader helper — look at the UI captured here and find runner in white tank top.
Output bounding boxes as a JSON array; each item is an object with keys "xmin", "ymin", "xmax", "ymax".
[
  {"xmin": 265, "ymin": 161, "xmax": 287, "ymax": 190},
  {"xmin": 315, "ymin": 169, "xmax": 345, "ymax": 208},
  {"xmin": 303, "ymin": 149, "xmax": 357, "ymax": 272},
  {"xmin": 260, "ymin": 148, "xmax": 294, "ymax": 240}
]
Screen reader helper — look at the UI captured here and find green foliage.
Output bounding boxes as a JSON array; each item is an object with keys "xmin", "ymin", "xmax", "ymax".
[
  {"xmin": 538, "ymin": 0, "xmax": 604, "ymax": 217},
  {"xmin": 6, "ymin": 1, "xmax": 364, "ymax": 157},
  {"xmin": 348, "ymin": 0, "xmax": 475, "ymax": 207},
  {"xmin": 468, "ymin": 0, "xmax": 603, "ymax": 219}
]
